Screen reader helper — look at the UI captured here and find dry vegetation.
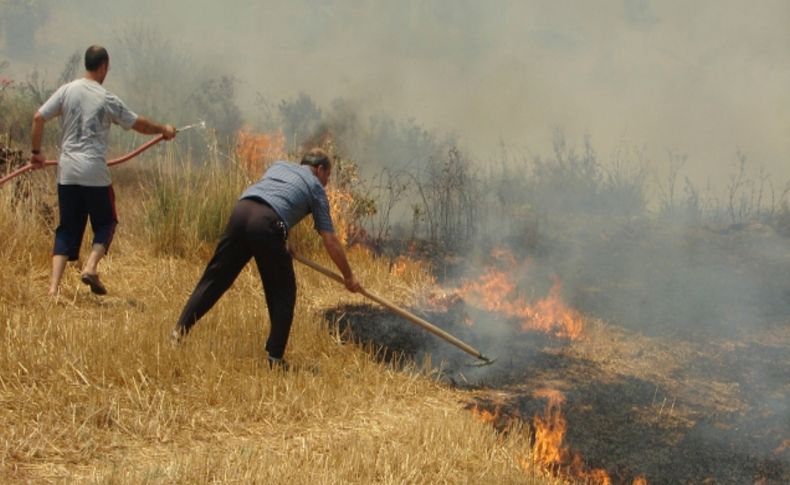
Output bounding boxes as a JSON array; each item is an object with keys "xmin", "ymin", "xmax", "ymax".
[{"xmin": 0, "ymin": 152, "xmax": 562, "ymax": 484}]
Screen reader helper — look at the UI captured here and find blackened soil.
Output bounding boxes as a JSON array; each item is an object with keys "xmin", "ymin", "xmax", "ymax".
[{"xmin": 323, "ymin": 304, "xmax": 789, "ymax": 484}]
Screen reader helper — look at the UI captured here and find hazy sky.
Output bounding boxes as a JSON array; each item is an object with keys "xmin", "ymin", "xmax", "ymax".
[{"xmin": 5, "ymin": 0, "xmax": 789, "ymax": 186}]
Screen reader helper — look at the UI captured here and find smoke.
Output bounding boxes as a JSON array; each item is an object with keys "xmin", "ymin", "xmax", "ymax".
[
  {"xmin": 1, "ymin": 0, "xmax": 787, "ymax": 187},
  {"xmin": 0, "ymin": 1, "xmax": 48, "ymax": 58}
]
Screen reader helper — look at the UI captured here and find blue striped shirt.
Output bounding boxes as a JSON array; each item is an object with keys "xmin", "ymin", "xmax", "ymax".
[{"xmin": 240, "ymin": 161, "xmax": 334, "ymax": 233}]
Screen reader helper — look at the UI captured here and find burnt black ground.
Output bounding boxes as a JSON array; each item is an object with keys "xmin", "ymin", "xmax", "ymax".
[
  {"xmin": 325, "ymin": 304, "xmax": 788, "ymax": 484},
  {"xmin": 323, "ymin": 222, "xmax": 789, "ymax": 484}
]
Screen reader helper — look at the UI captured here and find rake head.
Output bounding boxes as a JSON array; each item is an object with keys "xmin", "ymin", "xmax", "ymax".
[{"xmin": 469, "ymin": 355, "xmax": 497, "ymax": 367}]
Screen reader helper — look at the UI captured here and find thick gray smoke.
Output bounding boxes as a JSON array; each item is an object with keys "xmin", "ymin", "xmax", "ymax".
[{"xmin": 2, "ymin": 0, "xmax": 788, "ymax": 185}]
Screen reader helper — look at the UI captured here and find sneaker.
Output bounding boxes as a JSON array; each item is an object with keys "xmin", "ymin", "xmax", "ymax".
[
  {"xmin": 170, "ymin": 326, "xmax": 187, "ymax": 347},
  {"xmin": 80, "ymin": 273, "xmax": 107, "ymax": 295}
]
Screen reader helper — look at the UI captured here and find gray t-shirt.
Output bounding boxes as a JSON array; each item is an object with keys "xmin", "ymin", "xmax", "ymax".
[
  {"xmin": 240, "ymin": 161, "xmax": 334, "ymax": 233},
  {"xmin": 38, "ymin": 78, "xmax": 138, "ymax": 186}
]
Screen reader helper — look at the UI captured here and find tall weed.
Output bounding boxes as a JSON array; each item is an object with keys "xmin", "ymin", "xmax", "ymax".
[{"xmin": 143, "ymin": 135, "xmax": 246, "ymax": 257}]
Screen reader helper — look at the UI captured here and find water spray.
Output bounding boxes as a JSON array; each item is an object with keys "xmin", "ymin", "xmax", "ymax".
[
  {"xmin": 176, "ymin": 120, "xmax": 207, "ymax": 133},
  {"xmin": 293, "ymin": 253, "xmax": 497, "ymax": 366},
  {"xmin": 0, "ymin": 121, "xmax": 207, "ymax": 187}
]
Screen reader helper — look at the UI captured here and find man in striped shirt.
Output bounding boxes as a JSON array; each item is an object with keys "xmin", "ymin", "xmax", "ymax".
[{"xmin": 172, "ymin": 148, "xmax": 361, "ymax": 367}]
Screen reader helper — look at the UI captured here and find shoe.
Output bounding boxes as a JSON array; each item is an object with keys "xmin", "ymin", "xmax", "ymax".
[
  {"xmin": 170, "ymin": 326, "xmax": 187, "ymax": 347},
  {"xmin": 80, "ymin": 273, "xmax": 107, "ymax": 295},
  {"xmin": 267, "ymin": 356, "xmax": 290, "ymax": 371}
]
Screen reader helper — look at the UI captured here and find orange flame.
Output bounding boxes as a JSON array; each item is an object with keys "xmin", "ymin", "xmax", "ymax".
[
  {"xmin": 455, "ymin": 249, "xmax": 585, "ymax": 339},
  {"xmin": 526, "ymin": 277, "xmax": 584, "ymax": 339},
  {"xmin": 390, "ymin": 258, "xmax": 408, "ymax": 277},
  {"xmin": 531, "ymin": 388, "xmax": 567, "ymax": 466},
  {"xmin": 528, "ymin": 388, "xmax": 614, "ymax": 484},
  {"xmin": 469, "ymin": 405, "xmax": 501, "ymax": 425},
  {"xmin": 325, "ymin": 188, "xmax": 355, "ymax": 245},
  {"xmin": 236, "ymin": 128, "xmax": 286, "ymax": 178},
  {"xmin": 422, "ymin": 288, "xmax": 463, "ymax": 311}
]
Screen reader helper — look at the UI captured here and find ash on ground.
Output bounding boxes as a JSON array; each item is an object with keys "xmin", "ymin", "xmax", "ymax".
[{"xmin": 322, "ymin": 302, "xmax": 789, "ymax": 484}]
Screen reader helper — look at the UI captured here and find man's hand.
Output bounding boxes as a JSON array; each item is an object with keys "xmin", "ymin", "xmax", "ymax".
[
  {"xmin": 320, "ymin": 231, "xmax": 362, "ymax": 293},
  {"xmin": 162, "ymin": 124, "xmax": 177, "ymax": 140},
  {"xmin": 132, "ymin": 117, "xmax": 177, "ymax": 139},
  {"xmin": 30, "ymin": 152, "xmax": 46, "ymax": 169}
]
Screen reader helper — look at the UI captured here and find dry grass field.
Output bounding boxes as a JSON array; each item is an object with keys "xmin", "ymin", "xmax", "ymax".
[{"xmin": 0, "ymin": 159, "xmax": 561, "ymax": 484}]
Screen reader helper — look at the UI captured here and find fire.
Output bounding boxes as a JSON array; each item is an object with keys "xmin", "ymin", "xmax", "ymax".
[
  {"xmin": 326, "ymin": 188, "xmax": 355, "ymax": 245},
  {"xmin": 236, "ymin": 128, "xmax": 286, "ymax": 177},
  {"xmin": 390, "ymin": 258, "xmax": 408, "ymax": 277},
  {"xmin": 422, "ymin": 288, "xmax": 463, "ymax": 311},
  {"xmin": 420, "ymin": 288, "xmax": 474, "ymax": 326},
  {"xmin": 459, "ymin": 267, "xmax": 519, "ymax": 313},
  {"xmin": 469, "ymin": 405, "xmax": 501, "ymax": 425},
  {"xmin": 468, "ymin": 394, "xmax": 650, "ymax": 484},
  {"xmin": 531, "ymin": 388, "xmax": 567, "ymax": 465},
  {"xmin": 456, "ymin": 249, "xmax": 585, "ymax": 339},
  {"xmin": 527, "ymin": 277, "xmax": 584, "ymax": 339},
  {"xmin": 528, "ymin": 388, "xmax": 615, "ymax": 485}
]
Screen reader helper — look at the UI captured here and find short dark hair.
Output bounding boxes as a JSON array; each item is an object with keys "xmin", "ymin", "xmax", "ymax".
[
  {"xmin": 300, "ymin": 148, "xmax": 331, "ymax": 169},
  {"xmin": 85, "ymin": 45, "xmax": 109, "ymax": 71}
]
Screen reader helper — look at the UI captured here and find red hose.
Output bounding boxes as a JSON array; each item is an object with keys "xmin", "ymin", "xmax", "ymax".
[{"xmin": 0, "ymin": 134, "xmax": 165, "ymax": 187}]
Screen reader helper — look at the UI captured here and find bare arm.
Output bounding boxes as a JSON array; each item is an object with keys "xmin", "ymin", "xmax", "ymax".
[
  {"xmin": 320, "ymin": 230, "xmax": 362, "ymax": 292},
  {"xmin": 132, "ymin": 116, "xmax": 176, "ymax": 140},
  {"xmin": 30, "ymin": 111, "xmax": 46, "ymax": 167}
]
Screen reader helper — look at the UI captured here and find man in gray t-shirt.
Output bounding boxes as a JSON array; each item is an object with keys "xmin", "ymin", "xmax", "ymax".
[{"xmin": 30, "ymin": 45, "xmax": 176, "ymax": 296}]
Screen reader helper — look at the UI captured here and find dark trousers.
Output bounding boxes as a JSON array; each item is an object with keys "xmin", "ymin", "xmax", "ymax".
[
  {"xmin": 176, "ymin": 198, "xmax": 295, "ymax": 359},
  {"xmin": 54, "ymin": 184, "xmax": 117, "ymax": 261}
]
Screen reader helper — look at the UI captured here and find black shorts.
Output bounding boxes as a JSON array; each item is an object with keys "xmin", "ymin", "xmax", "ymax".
[{"xmin": 53, "ymin": 184, "xmax": 117, "ymax": 261}]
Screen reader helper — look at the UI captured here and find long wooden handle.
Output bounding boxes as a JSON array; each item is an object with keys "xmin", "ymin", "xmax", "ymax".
[{"xmin": 293, "ymin": 253, "xmax": 492, "ymax": 362}]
